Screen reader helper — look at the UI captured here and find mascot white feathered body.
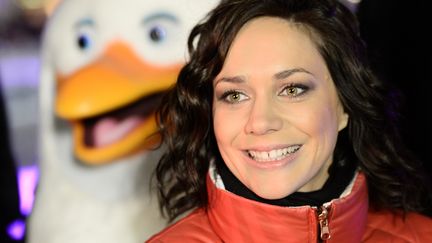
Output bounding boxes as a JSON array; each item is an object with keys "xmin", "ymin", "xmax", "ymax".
[{"xmin": 28, "ymin": 0, "xmax": 217, "ymax": 242}]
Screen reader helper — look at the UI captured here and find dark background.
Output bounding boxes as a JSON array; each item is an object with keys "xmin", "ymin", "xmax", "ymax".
[{"xmin": 357, "ymin": 0, "xmax": 432, "ymax": 215}]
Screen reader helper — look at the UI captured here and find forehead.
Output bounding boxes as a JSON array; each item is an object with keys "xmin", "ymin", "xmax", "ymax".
[
  {"xmin": 215, "ymin": 17, "xmax": 330, "ymax": 84},
  {"xmin": 219, "ymin": 17, "xmax": 328, "ymax": 79}
]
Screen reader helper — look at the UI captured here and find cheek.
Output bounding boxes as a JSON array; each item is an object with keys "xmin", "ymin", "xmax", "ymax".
[
  {"xmin": 318, "ymin": 108, "xmax": 340, "ymax": 132},
  {"xmin": 280, "ymin": 102, "xmax": 339, "ymax": 137},
  {"xmin": 213, "ymin": 108, "xmax": 241, "ymax": 146},
  {"xmin": 313, "ymin": 110, "xmax": 341, "ymax": 146},
  {"xmin": 213, "ymin": 115, "xmax": 225, "ymax": 144}
]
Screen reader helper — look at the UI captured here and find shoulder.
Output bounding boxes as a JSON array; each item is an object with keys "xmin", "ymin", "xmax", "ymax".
[
  {"xmin": 146, "ymin": 208, "xmax": 221, "ymax": 243},
  {"xmin": 363, "ymin": 209, "xmax": 432, "ymax": 242}
]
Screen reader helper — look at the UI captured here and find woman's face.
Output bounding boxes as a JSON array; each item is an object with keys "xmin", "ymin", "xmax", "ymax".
[{"xmin": 212, "ymin": 17, "xmax": 348, "ymax": 199}]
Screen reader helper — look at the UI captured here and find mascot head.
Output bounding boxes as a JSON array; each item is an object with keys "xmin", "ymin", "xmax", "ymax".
[{"xmin": 41, "ymin": 0, "xmax": 218, "ymax": 165}]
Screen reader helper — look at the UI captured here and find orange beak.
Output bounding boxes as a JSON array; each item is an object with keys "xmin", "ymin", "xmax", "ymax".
[{"xmin": 55, "ymin": 41, "xmax": 182, "ymax": 164}]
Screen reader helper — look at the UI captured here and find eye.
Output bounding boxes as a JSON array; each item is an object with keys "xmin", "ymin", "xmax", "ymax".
[
  {"xmin": 220, "ymin": 90, "xmax": 248, "ymax": 104},
  {"xmin": 74, "ymin": 18, "xmax": 95, "ymax": 51},
  {"xmin": 142, "ymin": 13, "xmax": 178, "ymax": 47},
  {"xmin": 279, "ymin": 84, "xmax": 308, "ymax": 97},
  {"xmin": 148, "ymin": 25, "xmax": 167, "ymax": 43},
  {"xmin": 77, "ymin": 33, "xmax": 92, "ymax": 50}
]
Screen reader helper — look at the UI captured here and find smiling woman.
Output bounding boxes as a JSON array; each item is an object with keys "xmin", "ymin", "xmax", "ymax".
[
  {"xmin": 149, "ymin": 0, "xmax": 432, "ymax": 242},
  {"xmin": 212, "ymin": 18, "xmax": 348, "ymax": 200}
]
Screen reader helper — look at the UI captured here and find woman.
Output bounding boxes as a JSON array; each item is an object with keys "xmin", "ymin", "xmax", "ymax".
[{"xmin": 148, "ymin": 0, "xmax": 432, "ymax": 242}]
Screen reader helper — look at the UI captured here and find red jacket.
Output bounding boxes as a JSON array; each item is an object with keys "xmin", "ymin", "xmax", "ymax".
[{"xmin": 147, "ymin": 173, "xmax": 432, "ymax": 242}]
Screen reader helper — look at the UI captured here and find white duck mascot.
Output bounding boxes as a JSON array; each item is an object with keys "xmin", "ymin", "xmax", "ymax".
[{"xmin": 27, "ymin": 0, "xmax": 218, "ymax": 242}]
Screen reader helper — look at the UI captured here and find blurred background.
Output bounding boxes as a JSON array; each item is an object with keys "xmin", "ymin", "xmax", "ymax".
[
  {"xmin": 0, "ymin": 0, "xmax": 430, "ymax": 242},
  {"xmin": 1, "ymin": 0, "xmax": 45, "ymax": 242}
]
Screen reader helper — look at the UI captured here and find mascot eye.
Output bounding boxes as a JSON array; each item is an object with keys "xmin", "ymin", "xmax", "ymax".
[
  {"xmin": 149, "ymin": 26, "xmax": 167, "ymax": 43},
  {"xmin": 77, "ymin": 34, "xmax": 92, "ymax": 50}
]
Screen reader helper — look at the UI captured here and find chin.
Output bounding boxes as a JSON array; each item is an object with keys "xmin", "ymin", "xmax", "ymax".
[{"xmin": 253, "ymin": 186, "xmax": 295, "ymax": 200}]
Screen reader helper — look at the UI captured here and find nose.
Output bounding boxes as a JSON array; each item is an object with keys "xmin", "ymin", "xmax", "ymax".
[{"xmin": 244, "ymin": 96, "xmax": 283, "ymax": 135}]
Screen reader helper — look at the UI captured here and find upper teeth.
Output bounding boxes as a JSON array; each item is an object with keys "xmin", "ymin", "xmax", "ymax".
[{"xmin": 248, "ymin": 145, "xmax": 301, "ymax": 162}]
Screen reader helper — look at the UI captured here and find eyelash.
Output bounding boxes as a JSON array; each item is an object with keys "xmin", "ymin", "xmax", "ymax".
[
  {"xmin": 217, "ymin": 83, "xmax": 310, "ymax": 104},
  {"xmin": 279, "ymin": 83, "xmax": 310, "ymax": 97},
  {"xmin": 218, "ymin": 89, "xmax": 248, "ymax": 104}
]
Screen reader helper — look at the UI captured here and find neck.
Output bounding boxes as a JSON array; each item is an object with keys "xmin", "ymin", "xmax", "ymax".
[{"xmin": 215, "ymin": 156, "xmax": 357, "ymax": 207}]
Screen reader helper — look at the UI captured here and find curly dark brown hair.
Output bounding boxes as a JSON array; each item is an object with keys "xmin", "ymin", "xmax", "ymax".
[{"xmin": 154, "ymin": 0, "xmax": 431, "ymax": 222}]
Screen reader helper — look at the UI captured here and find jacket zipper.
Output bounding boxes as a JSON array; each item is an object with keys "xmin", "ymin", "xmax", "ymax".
[{"xmin": 317, "ymin": 203, "xmax": 331, "ymax": 241}]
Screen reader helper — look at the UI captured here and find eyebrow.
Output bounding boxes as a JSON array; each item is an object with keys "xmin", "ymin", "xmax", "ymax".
[
  {"xmin": 215, "ymin": 68, "xmax": 313, "ymax": 86},
  {"xmin": 74, "ymin": 18, "xmax": 95, "ymax": 29},
  {"xmin": 142, "ymin": 12, "xmax": 179, "ymax": 25},
  {"xmin": 214, "ymin": 76, "xmax": 246, "ymax": 86},
  {"xmin": 273, "ymin": 68, "xmax": 313, "ymax": 80}
]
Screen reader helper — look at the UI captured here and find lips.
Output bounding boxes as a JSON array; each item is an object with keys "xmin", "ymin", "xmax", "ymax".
[
  {"xmin": 247, "ymin": 145, "xmax": 302, "ymax": 162},
  {"xmin": 82, "ymin": 92, "xmax": 163, "ymax": 148}
]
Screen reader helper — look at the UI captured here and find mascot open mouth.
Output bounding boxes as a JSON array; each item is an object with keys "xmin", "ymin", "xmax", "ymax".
[
  {"xmin": 82, "ymin": 92, "xmax": 163, "ymax": 148},
  {"xmin": 54, "ymin": 41, "xmax": 182, "ymax": 164}
]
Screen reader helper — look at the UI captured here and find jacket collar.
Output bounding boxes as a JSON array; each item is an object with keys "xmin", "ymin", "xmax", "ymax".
[{"xmin": 206, "ymin": 170, "xmax": 369, "ymax": 242}]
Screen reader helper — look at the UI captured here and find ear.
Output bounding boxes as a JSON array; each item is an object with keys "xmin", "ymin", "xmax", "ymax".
[{"xmin": 337, "ymin": 112, "xmax": 349, "ymax": 131}]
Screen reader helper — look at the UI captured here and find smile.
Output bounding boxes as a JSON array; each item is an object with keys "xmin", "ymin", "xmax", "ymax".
[{"xmin": 247, "ymin": 145, "xmax": 301, "ymax": 162}]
